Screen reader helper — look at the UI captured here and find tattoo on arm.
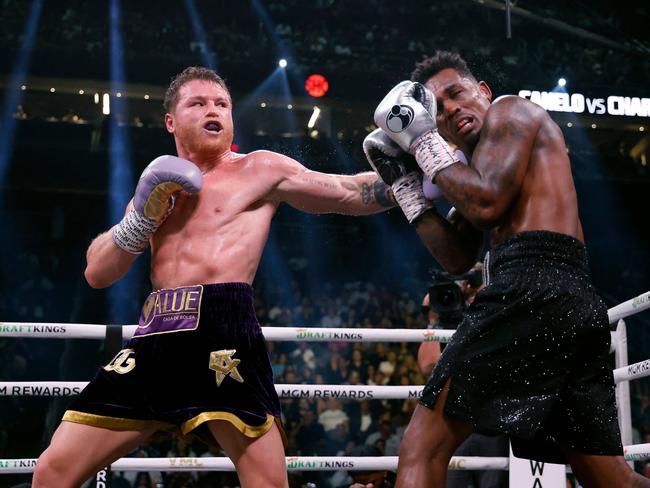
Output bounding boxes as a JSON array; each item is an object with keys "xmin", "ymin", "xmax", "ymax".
[
  {"xmin": 361, "ymin": 183, "xmax": 372, "ymax": 204},
  {"xmin": 301, "ymin": 176, "xmax": 338, "ymax": 190},
  {"xmin": 373, "ymin": 180, "xmax": 393, "ymax": 207},
  {"xmin": 360, "ymin": 180, "xmax": 393, "ymax": 206}
]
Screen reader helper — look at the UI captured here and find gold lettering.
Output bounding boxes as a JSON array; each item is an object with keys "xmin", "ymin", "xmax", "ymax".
[
  {"xmin": 154, "ymin": 295, "xmax": 163, "ymax": 315},
  {"xmin": 171, "ymin": 291, "xmax": 186, "ymax": 312},
  {"xmin": 162, "ymin": 293, "xmax": 171, "ymax": 312},
  {"xmin": 209, "ymin": 349, "xmax": 244, "ymax": 386},
  {"xmin": 104, "ymin": 349, "xmax": 136, "ymax": 374},
  {"xmin": 142, "ymin": 295, "xmax": 155, "ymax": 319},
  {"xmin": 185, "ymin": 291, "xmax": 200, "ymax": 310}
]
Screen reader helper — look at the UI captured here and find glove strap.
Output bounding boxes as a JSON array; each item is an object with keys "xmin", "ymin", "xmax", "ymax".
[
  {"xmin": 111, "ymin": 210, "xmax": 161, "ymax": 254},
  {"xmin": 413, "ymin": 130, "xmax": 459, "ymax": 181},
  {"xmin": 391, "ymin": 173, "xmax": 434, "ymax": 224}
]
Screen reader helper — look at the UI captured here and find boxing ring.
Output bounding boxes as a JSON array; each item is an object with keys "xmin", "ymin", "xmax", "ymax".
[{"xmin": 1, "ymin": 289, "xmax": 650, "ymax": 480}]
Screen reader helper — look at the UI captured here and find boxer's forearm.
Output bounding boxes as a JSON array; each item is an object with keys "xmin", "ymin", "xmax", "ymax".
[
  {"xmin": 84, "ymin": 230, "xmax": 139, "ymax": 288},
  {"xmin": 346, "ymin": 172, "xmax": 395, "ymax": 214},
  {"xmin": 414, "ymin": 210, "xmax": 481, "ymax": 275}
]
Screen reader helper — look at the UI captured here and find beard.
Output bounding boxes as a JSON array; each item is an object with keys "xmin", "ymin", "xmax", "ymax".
[{"xmin": 176, "ymin": 124, "xmax": 233, "ymax": 157}]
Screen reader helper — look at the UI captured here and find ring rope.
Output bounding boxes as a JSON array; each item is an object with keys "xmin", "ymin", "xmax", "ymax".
[
  {"xmin": 0, "ymin": 455, "xmax": 507, "ymax": 474},
  {"xmin": 4, "ymin": 445, "xmax": 650, "ymax": 475},
  {"xmin": 0, "ymin": 323, "xmax": 455, "ymax": 343},
  {"xmin": 0, "ymin": 291, "xmax": 647, "ymax": 478},
  {"xmin": 1, "ymin": 290, "xmax": 646, "ymax": 341},
  {"xmin": 1, "ymin": 358, "xmax": 646, "ymax": 399},
  {"xmin": 0, "ymin": 382, "xmax": 422, "ymax": 399},
  {"xmin": 607, "ymin": 291, "xmax": 650, "ymax": 324}
]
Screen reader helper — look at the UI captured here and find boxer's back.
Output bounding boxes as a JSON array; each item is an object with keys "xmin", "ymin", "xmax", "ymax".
[{"xmin": 150, "ymin": 151, "xmax": 281, "ymax": 289}]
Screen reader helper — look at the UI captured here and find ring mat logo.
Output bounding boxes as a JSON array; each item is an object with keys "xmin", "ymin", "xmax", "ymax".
[{"xmin": 386, "ymin": 104, "xmax": 414, "ymax": 132}]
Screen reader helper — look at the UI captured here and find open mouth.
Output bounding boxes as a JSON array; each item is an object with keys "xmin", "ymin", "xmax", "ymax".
[
  {"xmin": 204, "ymin": 121, "xmax": 223, "ymax": 133},
  {"xmin": 455, "ymin": 116, "xmax": 472, "ymax": 134}
]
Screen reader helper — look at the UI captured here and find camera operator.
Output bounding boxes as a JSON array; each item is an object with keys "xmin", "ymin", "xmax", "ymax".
[{"xmin": 418, "ymin": 262, "xmax": 508, "ymax": 488}]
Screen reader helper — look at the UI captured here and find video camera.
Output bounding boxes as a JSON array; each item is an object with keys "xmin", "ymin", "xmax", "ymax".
[{"xmin": 428, "ymin": 268, "xmax": 483, "ymax": 326}]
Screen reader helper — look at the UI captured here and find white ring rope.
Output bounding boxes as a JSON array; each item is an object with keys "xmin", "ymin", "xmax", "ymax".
[
  {"xmin": 613, "ymin": 359, "xmax": 650, "ymax": 384},
  {"xmin": 0, "ymin": 358, "xmax": 645, "ymax": 399},
  {"xmin": 0, "ymin": 455, "xmax": 502, "ymax": 474},
  {"xmin": 1, "ymin": 289, "xmax": 646, "ymax": 342},
  {"xmin": 607, "ymin": 291, "xmax": 650, "ymax": 324},
  {"xmin": 0, "ymin": 288, "xmax": 646, "ymax": 341},
  {"xmin": 0, "ymin": 382, "xmax": 424, "ymax": 399},
  {"xmin": 0, "ymin": 291, "xmax": 647, "ymax": 478},
  {"xmin": 0, "ymin": 323, "xmax": 455, "ymax": 343},
  {"xmin": 4, "ymin": 445, "xmax": 650, "ymax": 475}
]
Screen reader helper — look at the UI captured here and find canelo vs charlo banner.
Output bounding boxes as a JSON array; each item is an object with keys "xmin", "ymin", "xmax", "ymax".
[{"xmin": 518, "ymin": 90, "xmax": 650, "ymax": 117}]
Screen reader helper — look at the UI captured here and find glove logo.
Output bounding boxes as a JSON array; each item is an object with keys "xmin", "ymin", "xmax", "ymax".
[{"xmin": 386, "ymin": 104, "xmax": 415, "ymax": 133}]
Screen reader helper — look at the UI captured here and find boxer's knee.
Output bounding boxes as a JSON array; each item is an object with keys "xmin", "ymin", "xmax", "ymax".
[{"xmin": 33, "ymin": 448, "xmax": 75, "ymax": 488}]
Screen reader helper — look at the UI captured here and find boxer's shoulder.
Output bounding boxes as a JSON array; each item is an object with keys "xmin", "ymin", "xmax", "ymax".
[
  {"xmin": 245, "ymin": 150, "xmax": 306, "ymax": 180},
  {"xmin": 488, "ymin": 94, "xmax": 546, "ymax": 122},
  {"xmin": 483, "ymin": 95, "xmax": 546, "ymax": 138}
]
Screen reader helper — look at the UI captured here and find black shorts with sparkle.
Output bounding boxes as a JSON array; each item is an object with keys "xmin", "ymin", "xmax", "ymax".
[
  {"xmin": 420, "ymin": 231, "xmax": 622, "ymax": 463},
  {"xmin": 63, "ymin": 282, "xmax": 283, "ymax": 446}
]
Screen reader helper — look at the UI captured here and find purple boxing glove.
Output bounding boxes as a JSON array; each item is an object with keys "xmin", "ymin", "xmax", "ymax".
[{"xmin": 112, "ymin": 155, "xmax": 203, "ymax": 254}]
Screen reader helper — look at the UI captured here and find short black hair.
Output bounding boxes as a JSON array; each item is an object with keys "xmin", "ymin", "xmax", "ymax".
[{"xmin": 411, "ymin": 50, "xmax": 476, "ymax": 84}]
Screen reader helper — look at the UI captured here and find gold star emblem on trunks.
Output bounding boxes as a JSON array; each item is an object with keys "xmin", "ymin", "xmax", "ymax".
[{"xmin": 209, "ymin": 349, "xmax": 244, "ymax": 386}]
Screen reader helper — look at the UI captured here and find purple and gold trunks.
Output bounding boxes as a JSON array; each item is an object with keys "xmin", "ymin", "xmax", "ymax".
[{"xmin": 63, "ymin": 283, "xmax": 283, "ymax": 445}]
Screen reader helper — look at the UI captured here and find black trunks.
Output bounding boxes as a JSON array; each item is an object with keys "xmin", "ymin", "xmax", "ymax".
[
  {"xmin": 63, "ymin": 282, "xmax": 283, "ymax": 446},
  {"xmin": 420, "ymin": 231, "xmax": 622, "ymax": 463}
]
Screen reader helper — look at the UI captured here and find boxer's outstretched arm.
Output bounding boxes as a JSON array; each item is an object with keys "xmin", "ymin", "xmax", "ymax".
[
  {"xmin": 84, "ymin": 202, "xmax": 139, "ymax": 289},
  {"xmin": 270, "ymin": 154, "xmax": 395, "ymax": 215},
  {"xmin": 414, "ymin": 208, "xmax": 482, "ymax": 275}
]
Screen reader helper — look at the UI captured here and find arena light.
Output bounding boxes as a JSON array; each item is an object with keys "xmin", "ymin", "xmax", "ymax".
[
  {"xmin": 78, "ymin": 89, "xmax": 84, "ymax": 95},
  {"xmin": 307, "ymin": 106, "xmax": 321, "ymax": 129},
  {"xmin": 20, "ymin": 85, "xmax": 26, "ymax": 91},
  {"xmin": 102, "ymin": 93, "xmax": 110, "ymax": 115},
  {"xmin": 305, "ymin": 74, "xmax": 329, "ymax": 98},
  {"xmin": 260, "ymin": 102, "xmax": 267, "ymax": 108},
  {"xmin": 278, "ymin": 58, "xmax": 287, "ymax": 68},
  {"xmin": 558, "ymin": 77, "xmax": 567, "ymax": 87}
]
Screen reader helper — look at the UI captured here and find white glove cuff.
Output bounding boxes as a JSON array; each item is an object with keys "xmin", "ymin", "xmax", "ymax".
[
  {"xmin": 112, "ymin": 209, "xmax": 160, "ymax": 254},
  {"xmin": 413, "ymin": 130, "xmax": 459, "ymax": 181},
  {"xmin": 391, "ymin": 172, "xmax": 434, "ymax": 224}
]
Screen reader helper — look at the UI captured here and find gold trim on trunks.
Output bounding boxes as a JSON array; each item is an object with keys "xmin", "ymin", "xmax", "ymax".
[
  {"xmin": 63, "ymin": 410, "xmax": 175, "ymax": 432},
  {"xmin": 181, "ymin": 411, "xmax": 275, "ymax": 438}
]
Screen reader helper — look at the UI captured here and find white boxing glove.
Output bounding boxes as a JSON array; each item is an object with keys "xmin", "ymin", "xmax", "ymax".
[{"xmin": 374, "ymin": 81, "xmax": 460, "ymax": 182}]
